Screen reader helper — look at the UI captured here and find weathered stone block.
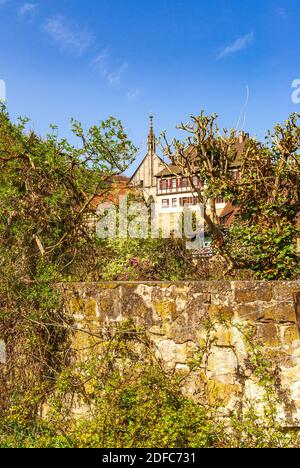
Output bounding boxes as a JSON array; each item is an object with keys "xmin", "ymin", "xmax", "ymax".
[
  {"xmin": 235, "ymin": 304, "xmax": 264, "ymax": 322},
  {"xmin": 207, "ymin": 347, "xmax": 238, "ymax": 384},
  {"xmin": 263, "ymin": 303, "xmax": 297, "ymax": 323},
  {"xmin": 273, "ymin": 282, "xmax": 300, "ymax": 301},
  {"xmin": 69, "ymin": 298, "xmax": 97, "ymax": 319},
  {"xmin": 168, "ymin": 310, "xmax": 208, "ymax": 344},
  {"xmin": 69, "ymin": 298, "xmax": 85, "ymax": 316},
  {"xmin": 154, "ymin": 300, "xmax": 177, "ymax": 321},
  {"xmin": 282, "ymin": 326, "xmax": 300, "ymax": 346},
  {"xmin": 255, "ymin": 323, "xmax": 280, "ymax": 348},
  {"xmin": 84, "ymin": 298, "xmax": 97, "ymax": 318},
  {"xmin": 209, "ymin": 304, "xmax": 234, "ymax": 321},
  {"xmin": 207, "ymin": 380, "xmax": 240, "ymax": 406},
  {"xmin": 119, "ymin": 287, "xmax": 154, "ymax": 326},
  {"xmin": 96, "ymin": 282, "xmax": 120, "ymax": 290},
  {"xmin": 154, "ymin": 339, "xmax": 198, "ymax": 370},
  {"xmin": 214, "ymin": 325, "xmax": 233, "ymax": 347},
  {"xmin": 234, "ymin": 282, "xmax": 273, "ymax": 303}
]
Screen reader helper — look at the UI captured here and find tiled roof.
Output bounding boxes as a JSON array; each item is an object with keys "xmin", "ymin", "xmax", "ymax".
[
  {"xmin": 218, "ymin": 202, "xmax": 240, "ymax": 227},
  {"xmin": 155, "ymin": 165, "xmax": 184, "ymax": 177},
  {"xmin": 186, "ymin": 138, "xmax": 248, "ymax": 167},
  {"xmin": 219, "ymin": 202, "xmax": 236, "ymax": 218},
  {"xmin": 155, "ymin": 134, "xmax": 249, "ymax": 178},
  {"xmin": 89, "ymin": 175, "xmax": 132, "ymax": 211},
  {"xmin": 111, "ymin": 175, "xmax": 130, "ymax": 183}
]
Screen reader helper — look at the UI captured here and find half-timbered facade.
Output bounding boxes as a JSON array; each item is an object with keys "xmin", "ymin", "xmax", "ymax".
[{"xmin": 129, "ymin": 116, "xmax": 246, "ymax": 232}]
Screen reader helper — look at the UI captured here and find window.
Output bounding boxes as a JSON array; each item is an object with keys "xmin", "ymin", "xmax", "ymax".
[
  {"xmin": 140, "ymin": 180, "xmax": 144, "ymax": 188},
  {"xmin": 162, "ymin": 199, "xmax": 169, "ymax": 209},
  {"xmin": 172, "ymin": 178, "xmax": 177, "ymax": 189},
  {"xmin": 181, "ymin": 177, "xmax": 188, "ymax": 188},
  {"xmin": 172, "ymin": 198, "xmax": 177, "ymax": 207},
  {"xmin": 180, "ymin": 197, "xmax": 193, "ymax": 207},
  {"xmin": 159, "ymin": 179, "xmax": 168, "ymax": 190}
]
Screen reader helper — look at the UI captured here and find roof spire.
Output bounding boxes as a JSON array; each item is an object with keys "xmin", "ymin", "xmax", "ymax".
[{"xmin": 148, "ymin": 113, "xmax": 156, "ymax": 154}]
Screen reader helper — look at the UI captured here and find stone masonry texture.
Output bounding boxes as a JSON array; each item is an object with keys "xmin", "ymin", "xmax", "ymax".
[{"xmin": 61, "ymin": 281, "xmax": 300, "ymax": 426}]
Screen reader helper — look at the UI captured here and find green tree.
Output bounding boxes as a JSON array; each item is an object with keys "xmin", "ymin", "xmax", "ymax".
[
  {"xmin": 160, "ymin": 112, "xmax": 300, "ymax": 279},
  {"xmin": 0, "ymin": 106, "xmax": 136, "ymax": 283},
  {"xmin": 0, "ymin": 106, "xmax": 136, "ymax": 421},
  {"xmin": 229, "ymin": 114, "xmax": 300, "ymax": 279}
]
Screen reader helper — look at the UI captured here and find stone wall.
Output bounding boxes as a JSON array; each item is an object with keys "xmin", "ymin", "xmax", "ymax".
[{"xmin": 62, "ymin": 281, "xmax": 300, "ymax": 426}]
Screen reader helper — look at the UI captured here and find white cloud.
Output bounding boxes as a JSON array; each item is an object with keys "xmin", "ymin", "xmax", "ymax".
[
  {"xmin": 217, "ymin": 31, "xmax": 254, "ymax": 59},
  {"xmin": 19, "ymin": 3, "xmax": 37, "ymax": 16},
  {"xmin": 106, "ymin": 62, "xmax": 128, "ymax": 86},
  {"xmin": 0, "ymin": 0, "xmax": 10, "ymax": 7},
  {"xmin": 127, "ymin": 88, "xmax": 140, "ymax": 101},
  {"xmin": 92, "ymin": 49, "xmax": 109, "ymax": 68},
  {"xmin": 92, "ymin": 51, "xmax": 129, "ymax": 87},
  {"xmin": 19, "ymin": 3, "xmax": 38, "ymax": 21},
  {"xmin": 92, "ymin": 48, "xmax": 109, "ymax": 77},
  {"xmin": 43, "ymin": 15, "xmax": 94, "ymax": 56}
]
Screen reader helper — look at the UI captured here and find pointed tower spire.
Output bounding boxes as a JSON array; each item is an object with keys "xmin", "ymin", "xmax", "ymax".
[{"xmin": 148, "ymin": 113, "xmax": 156, "ymax": 155}]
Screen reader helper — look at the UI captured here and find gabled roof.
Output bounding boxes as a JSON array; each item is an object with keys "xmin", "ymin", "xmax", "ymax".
[
  {"xmin": 155, "ymin": 165, "xmax": 183, "ymax": 177},
  {"xmin": 128, "ymin": 152, "xmax": 165, "ymax": 185},
  {"xmin": 155, "ymin": 134, "xmax": 249, "ymax": 179},
  {"xmin": 219, "ymin": 201, "xmax": 236, "ymax": 218},
  {"xmin": 183, "ymin": 137, "xmax": 248, "ymax": 166},
  {"xmin": 218, "ymin": 202, "xmax": 240, "ymax": 227}
]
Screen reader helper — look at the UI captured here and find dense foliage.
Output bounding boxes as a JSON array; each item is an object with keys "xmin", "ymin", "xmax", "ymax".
[
  {"xmin": 0, "ymin": 109, "xmax": 209, "ymax": 450},
  {"xmin": 0, "ymin": 107, "xmax": 299, "ymax": 449},
  {"xmin": 161, "ymin": 112, "xmax": 300, "ymax": 279},
  {"xmin": 0, "ymin": 322, "xmax": 295, "ymax": 448},
  {"xmin": 228, "ymin": 115, "xmax": 300, "ymax": 279}
]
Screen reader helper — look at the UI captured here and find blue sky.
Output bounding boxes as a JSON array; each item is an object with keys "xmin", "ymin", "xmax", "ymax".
[{"xmin": 0, "ymin": 0, "xmax": 300, "ymax": 174}]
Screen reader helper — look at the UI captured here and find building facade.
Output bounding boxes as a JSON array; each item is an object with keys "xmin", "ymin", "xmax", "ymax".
[{"xmin": 129, "ymin": 116, "xmax": 245, "ymax": 221}]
